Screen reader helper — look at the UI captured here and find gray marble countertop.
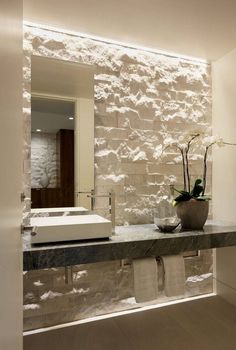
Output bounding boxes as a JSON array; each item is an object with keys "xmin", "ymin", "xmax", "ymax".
[{"xmin": 23, "ymin": 221, "xmax": 236, "ymax": 270}]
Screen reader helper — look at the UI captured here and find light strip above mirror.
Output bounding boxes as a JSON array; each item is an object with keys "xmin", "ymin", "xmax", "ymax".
[{"xmin": 23, "ymin": 21, "xmax": 209, "ymax": 65}]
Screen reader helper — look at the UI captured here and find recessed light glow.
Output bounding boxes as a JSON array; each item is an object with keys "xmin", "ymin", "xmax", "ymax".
[
  {"xmin": 36, "ymin": 129, "xmax": 42, "ymax": 132},
  {"xmin": 23, "ymin": 21, "xmax": 209, "ymax": 64},
  {"xmin": 69, "ymin": 117, "xmax": 74, "ymax": 120}
]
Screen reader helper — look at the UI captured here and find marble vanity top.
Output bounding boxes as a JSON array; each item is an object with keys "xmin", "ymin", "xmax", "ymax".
[{"xmin": 23, "ymin": 221, "xmax": 236, "ymax": 271}]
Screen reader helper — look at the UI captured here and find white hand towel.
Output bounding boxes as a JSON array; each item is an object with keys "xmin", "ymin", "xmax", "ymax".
[
  {"xmin": 161, "ymin": 255, "xmax": 186, "ymax": 297},
  {"xmin": 133, "ymin": 257, "xmax": 158, "ymax": 303}
]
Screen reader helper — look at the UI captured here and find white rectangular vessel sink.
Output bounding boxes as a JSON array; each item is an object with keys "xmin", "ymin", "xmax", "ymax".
[
  {"xmin": 31, "ymin": 207, "xmax": 89, "ymax": 217},
  {"xmin": 30, "ymin": 214, "xmax": 112, "ymax": 244}
]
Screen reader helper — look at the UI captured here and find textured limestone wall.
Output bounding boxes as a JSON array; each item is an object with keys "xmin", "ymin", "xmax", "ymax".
[
  {"xmin": 23, "ymin": 25, "xmax": 212, "ymax": 330},
  {"xmin": 24, "ymin": 251, "xmax": 213, "ymax": 331},
  {"xmin": 31, "ymin": 132, "xmax": 58, "ymax": 188},
  {"xmin": 23, "ymin": 26, "xmax": 211, "ymax": 224}
]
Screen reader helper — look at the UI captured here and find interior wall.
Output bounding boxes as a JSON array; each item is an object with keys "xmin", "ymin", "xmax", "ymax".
[
  {"xmin": 212, "ymin": 48, "xmax": 236, "ymax": 305},
  {"xmin": 23, "ymin": 25, "xmax": 212, "ymax": 225},
  {"xmin": 22, "ymin": 24, "xmax": 214, "ymax": 331},
  {"xmin": 0, "ymin": 1, "xmax": 23, "ymax": 349},
  {"xmin": 212, "ymin": 48, "xmax": 236, "ymax": 221}
]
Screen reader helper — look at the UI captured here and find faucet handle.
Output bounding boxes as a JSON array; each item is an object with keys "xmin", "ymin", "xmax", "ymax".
[
  {"xmin": 76, "ymin": 190, "xmax": 94, "ymax": 195},
  {"xmin": 86, "ymin": 190, "xmax": 115, "ymax": 233},
  {"xmin": 76, "ymin": 190, "xmax": 95, "ymax": 210}
]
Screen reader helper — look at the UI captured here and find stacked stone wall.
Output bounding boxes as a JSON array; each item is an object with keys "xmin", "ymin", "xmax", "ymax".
[{"xmin": 23, "ymin": 25, "xmax": 212, "ymax": 330}]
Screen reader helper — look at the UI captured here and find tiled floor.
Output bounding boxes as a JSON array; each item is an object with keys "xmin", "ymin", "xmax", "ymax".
[{"xmin": 24, "ymin": 295, "xmax": 236, "ymax": 350}]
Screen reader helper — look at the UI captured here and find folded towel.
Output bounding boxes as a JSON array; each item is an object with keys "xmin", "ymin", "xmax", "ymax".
[
  {"xmin": 161, "ymin": 255, "xmax": 186, "ymax": 297},
  {"xmin": 133, "ymin": 257, "xmax": 158, "ymax": 303}
]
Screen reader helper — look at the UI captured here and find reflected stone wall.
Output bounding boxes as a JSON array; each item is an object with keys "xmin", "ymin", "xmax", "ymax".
[{"xmin": 31, "ymin": 132, "xmax": 58, "ymax": 188}]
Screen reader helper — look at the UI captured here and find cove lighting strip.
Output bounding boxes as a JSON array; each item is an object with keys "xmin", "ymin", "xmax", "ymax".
[
  {"xmin": 23, "ymin": 292, "xmax": 215, "ymax": 336},
  {"xmin": 23, "ymin": 21, "xmax": 209, "ymax": 65}
]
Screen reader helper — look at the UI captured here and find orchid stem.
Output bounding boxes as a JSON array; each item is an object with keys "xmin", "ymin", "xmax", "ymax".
[
  {"xmin": 179, "ymin": 147, "xmax": 186, "ymax": 192},
  {"xmin": 186, "ymin": 134, "xmax": 200, "ymax": 193},
  {"xmin": 202, "ymin": 146, "xmax": 209, "ymax": 196},
  {"xmin": 202, "ymin": 141, "xmax": 215, "ymax": 195}
]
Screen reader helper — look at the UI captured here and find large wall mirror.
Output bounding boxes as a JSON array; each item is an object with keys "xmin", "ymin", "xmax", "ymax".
[{"xmin": 31, "ymin": 56, "xmax": 95, "ymax": 210}]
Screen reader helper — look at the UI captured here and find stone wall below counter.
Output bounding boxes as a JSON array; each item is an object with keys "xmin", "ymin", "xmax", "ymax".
[{"xmin": 23, "ymin": 250, "xmax": 213, "ymax": 331}]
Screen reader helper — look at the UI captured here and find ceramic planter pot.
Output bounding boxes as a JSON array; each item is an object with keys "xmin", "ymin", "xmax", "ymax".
[{"xmin": 176, "ymin": 199, "xmax": 209, "ymax": 230}]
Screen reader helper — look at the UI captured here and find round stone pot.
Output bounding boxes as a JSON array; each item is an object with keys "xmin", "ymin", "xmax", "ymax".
[{"xmin": 176, "ymin": 200, "xmax": 209, "ymax": 230}]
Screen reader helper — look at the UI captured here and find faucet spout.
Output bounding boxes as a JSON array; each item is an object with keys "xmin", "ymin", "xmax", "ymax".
[{"xmin": 87, "ymin": 190, "xmax": 116, "ymax": 233}]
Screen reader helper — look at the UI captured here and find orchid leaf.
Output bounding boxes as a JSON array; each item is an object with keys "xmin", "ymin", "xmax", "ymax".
[
  {"xmin": 190, "ymin": 178, "xmax": 204, "ymax": 198},
  {"xmin": 174, "ymin": 192, "xmax": 192, "ymax": 203},
  {"xmin": 173, "ymin": 179, "xmax": 211, "ymax": 204},
  {"xmin": 196, "ymin": 196, "xmax": 211, "ymax": 201}
]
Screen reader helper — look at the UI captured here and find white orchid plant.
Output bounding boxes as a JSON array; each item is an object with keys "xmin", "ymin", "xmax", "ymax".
[{"xmin": 162, "ymin": 133, "xmax": 236, "ymax": 205}]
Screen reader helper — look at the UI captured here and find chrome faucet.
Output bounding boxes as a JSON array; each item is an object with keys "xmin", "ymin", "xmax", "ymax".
[
  {"xmin": 76, "ymin": 190, "xmax": 95, "ymax": 209},
  {"xmin": 86, "ymin": 190, "xmax": 116, "ymax": 233},
  {"xmin": 77, "ymin": 190, "xmax": 116, "ymax": 232}
]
